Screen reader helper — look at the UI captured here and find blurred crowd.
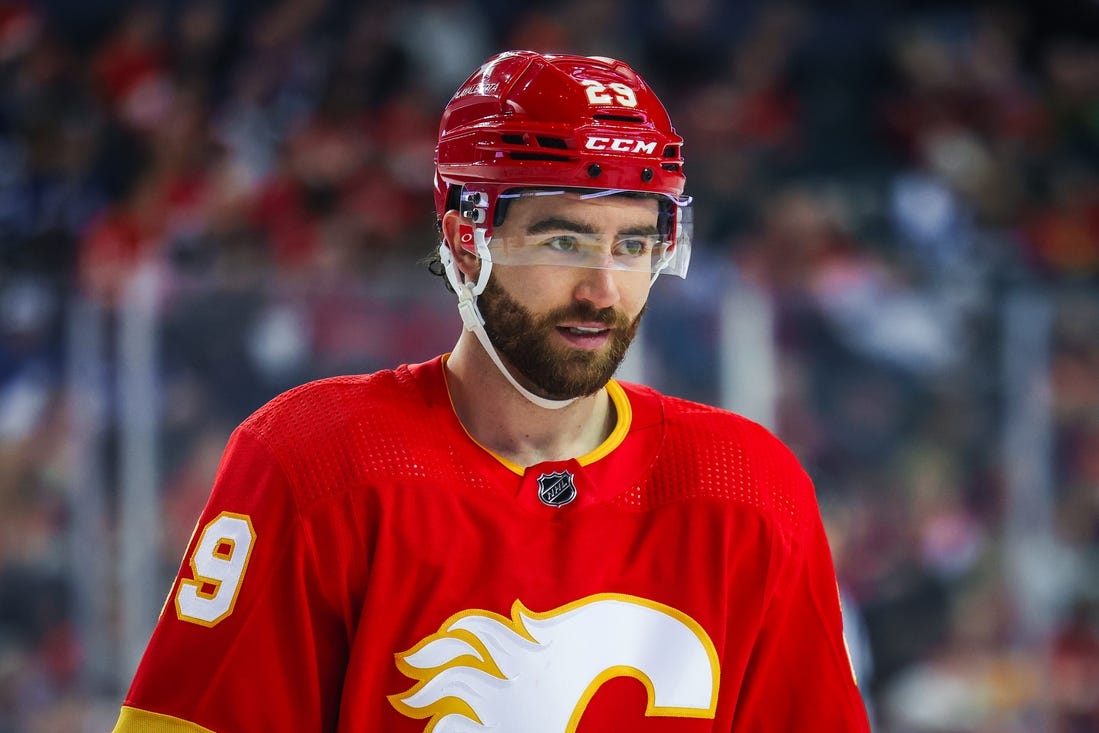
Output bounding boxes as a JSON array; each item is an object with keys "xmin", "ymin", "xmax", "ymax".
[{"xmin": 0, "ymin": 0, "xmax": 1098, "ymax": 731}]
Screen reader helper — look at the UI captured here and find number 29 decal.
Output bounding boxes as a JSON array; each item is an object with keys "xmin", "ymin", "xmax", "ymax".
[
  {"xmin": 175, "ymin": 512, "xmax": 256, "ymax": 627},
  {"xmin": 581, "ymin": 79, "xmax": 637, "ymax": 107}
]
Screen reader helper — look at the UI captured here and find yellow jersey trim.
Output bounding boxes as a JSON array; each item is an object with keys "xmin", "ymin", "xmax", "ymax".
[
  {"xmin": 578, "ymin": 379, "xmax": 631, "ymax": 467},
  {"xmin": 440, "ymin": 355, "xmax": 633, "ymax": 475},
  {"xmin": 112, "ymin": 706, "xmax": 218, "ymax": 733}
]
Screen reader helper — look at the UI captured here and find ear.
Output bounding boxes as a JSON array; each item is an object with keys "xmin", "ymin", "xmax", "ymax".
[{"xmin": 441, "ymin": 210, "xmax": 481, "ymax": 282}]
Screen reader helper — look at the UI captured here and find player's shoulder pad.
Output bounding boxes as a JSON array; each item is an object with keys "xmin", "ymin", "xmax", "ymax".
[
  {"xmin": 241, "ymin": 369, "xmax": 400, "ymax": 438},
  {"xmin": 644, "ymin": 390, "xmax": 816, "ymax": 533},
  {"xmin": 236, "ymin": 367, "xmax": 429, "ymax": 502}
]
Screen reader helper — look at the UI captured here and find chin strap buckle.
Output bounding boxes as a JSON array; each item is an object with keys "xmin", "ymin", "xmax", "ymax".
[{"xmin": 456, "ymin": 284, "xmax": 484, "ymax": 332}]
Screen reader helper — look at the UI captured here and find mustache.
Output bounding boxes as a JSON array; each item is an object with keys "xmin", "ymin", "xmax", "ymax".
[{"xmin": 544, "ymin": 303, "xmax": 625, "ymax": 327}]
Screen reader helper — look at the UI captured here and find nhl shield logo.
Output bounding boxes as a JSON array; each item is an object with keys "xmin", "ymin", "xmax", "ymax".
[{"xmin": 537, "ymin": 470, "xmax": 577, "ymax": 507}]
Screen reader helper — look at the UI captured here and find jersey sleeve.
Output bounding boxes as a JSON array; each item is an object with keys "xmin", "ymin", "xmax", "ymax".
[
  {"xmin": 111, "ymin": 426, "xmax": 350, "ymax": 733},
  {"xmin": 732, "ymin": 471, "xmax": 871, "ymax": 732}
]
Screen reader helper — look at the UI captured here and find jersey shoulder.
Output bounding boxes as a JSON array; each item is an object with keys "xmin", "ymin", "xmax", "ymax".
[
  {"xmin": 622, "ymin": 385, "xmax": 816, "ymax": 535},
  {"xmin": 237, "ymin": 361, "xmax": 450, "ymax": 504}
]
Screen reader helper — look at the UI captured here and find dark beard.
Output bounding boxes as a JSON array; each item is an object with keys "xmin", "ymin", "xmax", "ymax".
[{"xmin": 477, "ymin": 276, "xmax": 644, "ymax": 400}]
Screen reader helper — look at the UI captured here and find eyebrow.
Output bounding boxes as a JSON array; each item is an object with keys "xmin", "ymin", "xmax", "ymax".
[{"xmin": 526, "ymin": 216, "xmax": 660, "ymax": 237}]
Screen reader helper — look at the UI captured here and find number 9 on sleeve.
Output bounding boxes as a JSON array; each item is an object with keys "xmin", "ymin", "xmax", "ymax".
[{"xmin": 174, "ymin": 512, "xmax": 257, "ymax": 627}]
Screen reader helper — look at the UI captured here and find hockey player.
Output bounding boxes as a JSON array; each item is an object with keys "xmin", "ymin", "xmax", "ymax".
[{"xmin": 112, "ymin": 50, "xmax": 871, "ymax": 732}]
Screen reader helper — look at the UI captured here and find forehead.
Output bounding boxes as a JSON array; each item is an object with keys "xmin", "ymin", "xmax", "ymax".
[{"xmin": 497, "ymin": 190, "xmax": 660, "ymax": 230}]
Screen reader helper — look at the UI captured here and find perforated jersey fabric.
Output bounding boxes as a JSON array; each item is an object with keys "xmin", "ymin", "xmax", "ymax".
[{"xmin": 112, "ymin": 356, "xmax": 870, "ymax": 733}]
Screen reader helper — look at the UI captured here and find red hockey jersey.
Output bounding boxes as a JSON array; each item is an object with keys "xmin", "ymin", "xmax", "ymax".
[{"xmin": 113, "ymin": 356, "xmax": 870, "ymax": 732}]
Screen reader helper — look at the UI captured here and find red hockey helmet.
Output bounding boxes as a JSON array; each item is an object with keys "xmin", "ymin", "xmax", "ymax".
[{"xmin": 434, "ymin": 50, "xmax": 691, "ymax": 277}]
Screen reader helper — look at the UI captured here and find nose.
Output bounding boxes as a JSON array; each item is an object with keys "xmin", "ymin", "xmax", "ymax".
[{"xmin": 573, "ymin": 265, "xmax": 621, "ymax": 309}]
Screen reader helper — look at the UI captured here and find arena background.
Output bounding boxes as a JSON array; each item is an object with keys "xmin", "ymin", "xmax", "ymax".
[{"xmin": 1, "ymin": 0, "xmax": 1098, "ymax": 730}]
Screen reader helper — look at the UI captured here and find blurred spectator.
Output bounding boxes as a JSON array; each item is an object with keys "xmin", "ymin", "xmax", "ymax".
[
  {"xmin": 91, "ymin": 4, "xmax": 173, "ymax": 135},
  {"xmin": 1050, "ymin": 599, "xmax": 1099, "ymax": 733}
]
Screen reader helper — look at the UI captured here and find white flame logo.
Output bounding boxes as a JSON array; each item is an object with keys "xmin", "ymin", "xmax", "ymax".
[{"xmin": 389, "ymin": 593, "xmax": 719, "ymax": 732}]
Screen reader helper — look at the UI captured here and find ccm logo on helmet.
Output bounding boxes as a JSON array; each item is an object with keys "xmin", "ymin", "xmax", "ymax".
[{"xmin": 584, "ymin": 137, "xmax": 657, "ymax": 155}]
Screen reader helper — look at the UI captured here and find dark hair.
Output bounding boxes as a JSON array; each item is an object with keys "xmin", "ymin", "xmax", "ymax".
[{"xmin": 425, "ymin": 240, "xmax": 452, "ymax": 292}]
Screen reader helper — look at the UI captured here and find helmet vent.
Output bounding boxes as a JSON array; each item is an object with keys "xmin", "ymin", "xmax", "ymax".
[
  {"xmin": 500, "ymin": 134, "xmax": 568, "ymax": 151},
  {"xmin": 663, "ymin": 145, "xmax": 680, "ymax": 158},
  {"xmin": 661, "ymin": 163, "xmax": 681, "ymax": 171},
  {"xmin": 509, "ymin": 152, "xmax": 572, "ymax": 162},
  {"xmin": 594, "ymin": 113, "xmax": 645, "ymax": 123},
  {"xmin": 536, "ymin": 136, "xmax": 568, "ymax": 149}
]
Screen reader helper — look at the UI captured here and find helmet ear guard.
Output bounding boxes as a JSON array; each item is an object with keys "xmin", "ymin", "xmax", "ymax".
[{"xmin": 439, "ymin": 208, "xmax": 491, "ymax": 295}]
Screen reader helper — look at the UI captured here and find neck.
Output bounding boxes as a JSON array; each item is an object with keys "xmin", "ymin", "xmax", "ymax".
[{"xmin": 445, "ymin": 333, "xmax": 615, "ymax": 467}]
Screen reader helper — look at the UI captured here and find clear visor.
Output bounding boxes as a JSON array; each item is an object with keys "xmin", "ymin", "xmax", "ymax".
[{"xmin": 474, "ymin": 189, "xmax": 693, "ymax": 279}]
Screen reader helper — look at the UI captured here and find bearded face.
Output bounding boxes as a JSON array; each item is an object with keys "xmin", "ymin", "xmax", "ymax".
[{"xmin": 477, "ymin": 275, "xmax": 644, "ymax": 400}]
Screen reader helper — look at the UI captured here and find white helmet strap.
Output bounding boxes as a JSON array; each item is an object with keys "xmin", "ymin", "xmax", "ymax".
[{"xmin": 439, "ymin": 230, "xmax": 577, "ymax": 411}]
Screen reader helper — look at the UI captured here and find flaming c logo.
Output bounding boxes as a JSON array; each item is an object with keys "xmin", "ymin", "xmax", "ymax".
[{"xmin": 389, "ymin": 593, "xmax": 719, "ymax": 732}]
